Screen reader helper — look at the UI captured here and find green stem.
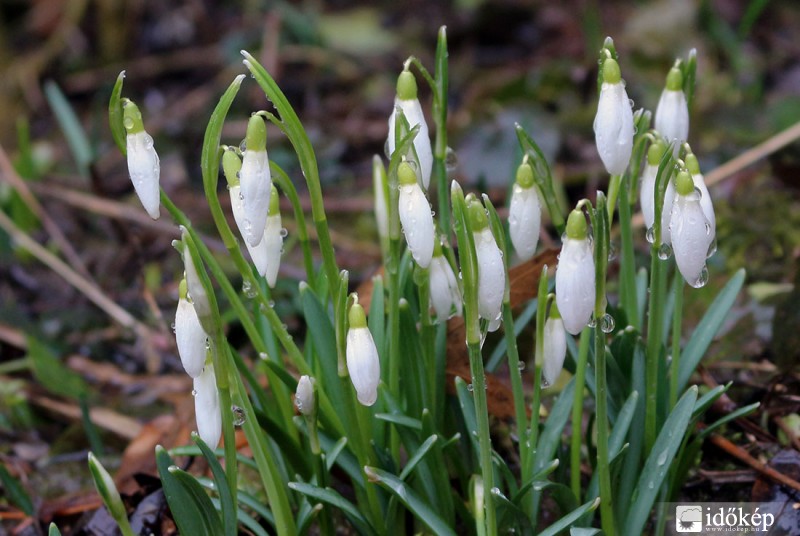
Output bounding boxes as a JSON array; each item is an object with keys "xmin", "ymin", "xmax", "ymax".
[
  {"xmin": 467, "ymin": 342, "xmax": 497, "ymax": 536},
  {"xmin": 570, "ymin": 328, "xmax": 591, "ymax": 499},
  {"xmin": 606, "ymin": 174, "xmax": 621, "ymax": 222},
  {"xmin": 417, "ymin": 267, "xmax": 435, "ymax": 411},
  {"xmin": 0, "ymin": 357, "xmax": 30, "ymax": 374},
  {"xmin": 434, "ymin": 26, "xmax": 450, "ymax": 238},
  {"xmin": 644, "ymin": 251, "xmax": 668, "ymax": 455},
  {"xmin": 502, "ymin": 302, "xmax": 528, "ymax": 469},
  {"xmin": 270, "ymin": 163, "xmax": 315, "ymax": 287},
  {"xmin": 526, "ymin": 266, "xmax": 548, "ymax": 525},
  {"xmin": 209, "ymin": 332, "xmax": 238, "ymax": 509},
  {"xmin": 670, "ymin": 270, "xmax": 684, "ymax": 408},
  {"xmin": 618, "ymin": 174, "xmax": 638, "ymax": 330},
  {"xmin": 387, "ymin": 237, "xmax": 402, "ymax": 461}
]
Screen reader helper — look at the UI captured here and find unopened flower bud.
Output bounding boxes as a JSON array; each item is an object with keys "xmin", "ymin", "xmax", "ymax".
[
  {"xmin": 509, "ymin": 162, "xmax": 542, "ymax": 261},
  {"xmin": 469, "ymin": 197, "xmax": 505, "ymax": 332},
  {"xmin": 398, "ymin": 161, "xmax": 434, "ymax": 268},
  {"xmin": 175, "ymin": 278, "xmax": 208, "ymax": 378},
  {"xmin": 556, "ymin": 209, "xmax": 595, "ymax": 335},
  {"xmin": 345, "ymin": 300, "xmax": 380, "ymax": 406},
  {"xmin": 123, "ymin": 99, "xmax": 160, "ymax": 219},
  {"xmin": 429, "ymin": 242, "xmax": 462, "ymax": 320},
  {"xmin": 593, "ymin": 57, "xmax": 634, "ymax": 175},
  {"xmin": 541, "ymin": 307, "xmax": 567, "ymax": 387},
  {"xmin": 670, "ymin": 171, "xmax": 713, "ymax": 287},
  {"xmin": 387, "ymin": 69, "xmax": 433, "ymax": 189},
  {"xmin": 239, "ymin": 115, "xmax": 272, "ymax": 247},
  {"xmin": 655, "ymin": 67, "xmax": 689, "ymax": 148},
  {"xmin": 193, "ymin": 364, "xmax": 221, "ymax": 450},
  {"xmin": 295, "ymin": 375, "xmax": 316, "ymax": 416}
]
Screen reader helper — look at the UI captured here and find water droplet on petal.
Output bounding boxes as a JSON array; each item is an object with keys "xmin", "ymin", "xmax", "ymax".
[
  {"xmin": 279, "ymin": 228, "xmax": 288, "ymax": 238},
  {"xmin": 191, "ymin": 389, "xmax": 198, "ymax": 397},
  {"xmin": 704, "ymin": 222, "xmax": 711, "ymax": 235},
  {"xmin": 383, "ymin": 139, "xmax": 391, "ymax": 159},
  {"xmin": 691, "ymin": 266, "xmax": 709, "ymax": 288},
  {"xmin": 123, "ymin": 116, "xmax": 134, "ymax": 129},
  {"xmin": 706, "ymin": 238, "xmax": 717, "ymax": 259}
]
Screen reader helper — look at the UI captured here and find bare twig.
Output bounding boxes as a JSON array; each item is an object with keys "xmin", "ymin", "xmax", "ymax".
[{"xmin": 708, "ymin": 433, "xmax": 800, "ymax": 493}]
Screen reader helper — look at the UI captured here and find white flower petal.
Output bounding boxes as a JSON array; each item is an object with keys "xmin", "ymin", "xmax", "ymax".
[
  {"xmin": 295, "ymin": 375, "xmax": 315, "ymax": 416},
  {"xmin": 175, "ymin": 298, "xmax": 207, "ymax": 378},
  {"xmin": 475, "ymin": 227, "xmax": 505, "ymax": 330},
  {"xmin": 670, "ymin": 193, "xmax": 713, "ymax": 287},
  {"xmin": 126, "ymin": 131, "xmax": 160, "ymax": 219},
  {"xmin": 660, "ymin": 178, "xmax": 676, "ymax": 246},
  {"xmin": 655, "ymin": 89, "xmax": 689, "ymax": 148},
  {"xmin": 542, "ymin": 317, "xmax": 567, "ymax": 387},
  {"xmin": 194, "ymin": 364, "xmax": 221, "ymax": 449},
  {"xmin": 346, "ymin": 327, "xmax": 381, "ymax": 406},
  {"xmin": 508, "ymin": 184, "xmax": 542, "ymax": 261},
  {"xmin": 593, "ymin": 82, "xmax": 634, "ymax": 176},
  {"xmin": 555, "ymin": 237, "xmax": 595, "ymax": 335},
  {"xmin": 388, "ymin": 98, "xmax": 433, "ymax": 189},
  {"xmin": 639, "ymin": 163, "xmax": 657, "ymax": 231},
  {"xmin": 239, "ymin": 150, "xmax": 271, "ymax": 246},
  {"xmin": 429, "ymin": 256, "xmax": 462, "ymax": 320},
  {"xmin": 399, "ymin": 183, "xmax": 434, "ymax": 268},
  {"xmin": 692, "ymin": 173, "xmax": 715, "ymax": 240},
  {"xmin": 262, "ymin": 214, "xmax": 283, "ymax": 288}
]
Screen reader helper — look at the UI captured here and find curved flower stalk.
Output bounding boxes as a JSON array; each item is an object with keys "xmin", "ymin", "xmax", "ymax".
[
  {"xmin": 174, "ymin": 278, "xmax": 207, "ymax": 378},
  {"xmin": 398, "ymin": 160, "xmax": 434, "ymax": 268},
  {"xmin": 193, "ymin": 363, "xmax": 221, "ymax": 450},
  {"xmin": 239, "ymin": 114, "xmax": 272, "ymax": 247},
  {"xmin": 429, "ymin": 240, "xmax": 462, "ymax": 321},
  {"xmin": 541, "ymin": 304, "xmax": 567, "ymax": 387},
  {"xmin": 640, "ymin": 141, "xmax": 676, "ymax": 245},
  {"xmin": 686, "ymin": 152, "xmax": 716, "ymax": 246},
  {"xmin": 555, "ymin": 209, "xmax": 596, "ymax": 335},
  {"xmin": 655, "ymin": 66, "xmax": 689, "ymax": 149},
  {"xmin": 346, "ymin": 298, "xmax": 380, "ymax": 406},
  {"xmin": 468, "ymin": 196, "xmax": 505, "ymax": 332},
  {"xmin": 508, "ymin": 160, "xmax": 542, "ymax": 261},
  {"xmin": 670, "ymin": 170, "xmax": 713, "ymax": 287},
  {"xmin": 123, "ymin": 99, "xmax": 160, "ymax": 219},
  {"xmin": 387, "ymin": 68, "xmax": 433, "ymax": 189},
  {"xmin": 593, "ymin": 57, "xmax": 634, "ymax": 176},
  {"xmin": 372, "ymin": 155, "xmax": 389, "ymax": 243}
]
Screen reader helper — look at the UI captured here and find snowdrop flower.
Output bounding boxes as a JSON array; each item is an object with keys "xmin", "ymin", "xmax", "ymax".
[
  {"xmin": 508, "ymin": 161, "xmax": 542, "ymax": 261},
  {"xmin": 640, "ymin": 141, "xmax": 676, "ymax": 245},
  {"xmin": 555, "ymin": 209, "xmax": 595, "ymax": 335},
  {"xmin": 541, "ymin": 306, "xmax": 567, "ymax": 388},
  {"xmin": 429, "ymin": 240, "xmax": 462, "ymax": 321},
  {"xmin": 686, "ymin": 152, "xmax": 715, "ymax": 246},
  {"xmin": 193, "ymin": 364, "xmax": 221, "ymax": 449},
  {"xmin": 239, "ymin": 115, "xmax": 272, "ymax": 247},
  {"xmin": 346, "ymin": 299, "xmax": 380, "ymax": 406},
  {"xmin": 180, "ymin": 226, "xmax": 212, "ymax": 325},
  {"xmin": 387, "ymin": 69, "xmax": 433, "ymax": 190},
  {"xmin": 123, "ymin": 99, "xmax": 160, "ymax": 219},
  {"xmin": 593, "ymin": 57, "xmax": 634, "ymax": 176},
  {"xmin": 174, "ymin": 278, "xmax": 207, "ymax": 378},
  {"xmin": 468, "ymin": 197, "xmax": 505, "ymax": 332},
  {"xmin": 670, "ymin": 170, "xmax": 713, "ymax": 287},
  {"xmin": 295, "ymin": 375, "xmax": 316, "ymax": 417},
  {"xmin": 373, "ymin": 155, "xmax": 389, "ymax": 242},
  {"xmin": 654, "ymin": 66, "xmax": 689, "ymax": 150},
  {"xmin": 398, "ymin": 160, "xmax": 434, "ymax": 268}
]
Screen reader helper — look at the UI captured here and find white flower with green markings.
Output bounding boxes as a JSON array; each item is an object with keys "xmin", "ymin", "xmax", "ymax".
[
  {"xmin": 655, "ymin": 66, "xmax": 689, "ymax": 148},
  {"xmin": 239, "ymin": 115, "xmax": 272, "ymax": 247},
  {"xmin": 174, "ymin": 278, "xmax": 207, "ymax": 378},
  {"xmin": 556, "ymin": 209, "xmax": 595, "ymax": 335},
  {"xmin": 508, "ymin": 161, "xmax": 542, "ymax": 261},
  {"xmin": 123, "ymin": 99, "xmax": 160, "ymax": 219},
  {"xmin": 387, "ymin": 69, "xmax": 433, "ymax": 190},
  {"xmin": 640, "ymin": 141, "xmax": 676, "ymax": 245},
  {"xmin": 593, "ymin": 57, "xmax": 634, "ymax": 176},
  {"xmin": 429, "ymin": 241, "xmax": 462, "ymax": 320},
  {"xmin": 670, "ymin": 170, "xmax": 713, "ymax": 287},
  {"xmin": 398, "ymin": 160, "xmax": 434, "ymax": 268},
  {"xmin": 193, "ymin": 363, "xmax": 221, "ymax": 449},
  {"xmin": 346, "ymin": 299, "xmax": 380, "ymax": 406},
  {"xmin": 468, "ymin": 197, "xmax": 505, "ymax": 332}
]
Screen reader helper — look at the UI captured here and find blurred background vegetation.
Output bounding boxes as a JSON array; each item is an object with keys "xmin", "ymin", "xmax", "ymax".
[{"xmin": 1, "ymin": 0, "xmax": 800, "ymax": 531}]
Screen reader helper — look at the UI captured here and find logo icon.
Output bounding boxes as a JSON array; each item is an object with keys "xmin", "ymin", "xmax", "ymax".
[{"xmin": 675, "ymin": 505, "xmax": 703, "ymax": 532}]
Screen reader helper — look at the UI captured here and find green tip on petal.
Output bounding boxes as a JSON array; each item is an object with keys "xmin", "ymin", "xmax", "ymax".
[
  {"xmin": 467, "ymin": 197, "xmax": 489, "ymax": 231},
  {"xmin": 122, "ymin": 99, "xmax": 145, "ymax": 134},
  {"xmin": 666, "ymin": 66, "xmax": 683, "ymax": 91},
  {"xmin": 246, "ymin": 114, "xmax": 267, "ymax": 152},
  {"xmin": 222, "ymin": 149, "xmax": 242, "ymax": 186},
  {"xmin": 566, "ymin": 209, "xmax": 588, "ymax": 240},
  {"xmin": 675, "ymin": 170, "xmax": 694, "ymax": 196},
  {"xmin": 348, "ymin": 302, "xmax": 367, "ymax": 328},
  {"xmin": 269, "ymin": 184, "xmax": 280, "ymax": 215},
  {"xmin": 602, "ymin": 58, "xmax": 622, "ymax": 84},
  {"xmin": 179, "ymin": 278, "xmax": 188, "ymax": 300},
  {"xmin": 685, "ymin": 153, "xmax": 700, "ymax": 175},
  {"xmin": 515, "ymin": 162, "xmax": 534, "ymax": 188},
  {"xmin": 398, "ymin": 161, "xmax": 417, "ymax": 186},
  {"xmin": 647, "ymin": 141, "xmax": 665, "ymax": 166},
  {"xmin": 396, "ymin": 70, "xmax": 418, "ymax": 100},
  {"xmin": 433, "ymin": 239, "xmax": 443, "ymax": 257}
]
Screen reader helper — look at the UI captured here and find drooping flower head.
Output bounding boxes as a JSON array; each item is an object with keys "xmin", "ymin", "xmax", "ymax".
[
  {"xmin": 555, "ymin": 208, "xmax": 596, "ymax": 335},
  {"xmin": 259, "ymin": 184, "xmax": 283, "ymax": 288},
  {"xmin": 295, "ymin": 375, "xmax": 316, "ymax": 417},
  {"xmin": 179, "ymin": 226, "xmax": 212, "ymax": 327},
  {"xmin": 593, "ymin": 56, "xmax": 634, "ymax": 176},
  {"xmin": 387, "ymin": 68, "xmax": 433, "ymax": 190},
  {"xmin": 398, "ymin": 160, "xmax": 434, "ymax": 268},
  {"xmin": 467, "ymin": 195, "xmax": 505, "ymax": 332},
  {"xmin": 508, "ymin": 159, "xmax": 542, "ymax": 261},
  {"xmin": 655, "ymin": 66, "xmax": 689, "ymax": 149},
  {"xmin": 193, "ymin": 363, "xmax": 221, "ymax": 449},
  {"xmin": 123, "ymin": 99, "xmax": 160, "ymax": 219},
  {"xmin": 346, "ymin": 298, "xmax": 380, "ymax": 406},
  {"xmin": 541, "ymin": 303, "xmax": 567, "ymax": 388},
  {"xmin": 640, "ymin": 140, "xmax": 676, "ymax": 245},
  {"xmin": 670, "ymin": 170, "xmax": 713, "ymax": 287},
  {"xmin": 429, "ymin": 240, "xmax": 462, "ymax": 321},
  {"xmin": 686, "ymin": 152, "xmax": 715, "ymax": 247},
  {"xmin": 175, "ymin": 278, "xmax": 208, "ymax": 378},
  {"xmin": 239, "ymin": 114, "xmax": 272, "ymax": 247}
]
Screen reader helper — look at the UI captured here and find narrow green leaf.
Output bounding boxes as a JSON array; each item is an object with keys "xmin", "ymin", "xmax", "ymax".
[
  {"xmin": 678, "ymin": 269, "xmax": 745, "ymax": 391},
  {"xmin": 168, "ymin": 466, "xmax": 224, "ymax": 534},
  {"xmin": 156, "ymin": 446, "xmax": 220, "ymax": 536},
  {"xmin": 538, "ymin": 498, "xmax": 601, "ymax": 536},
  {"xmin": 201, "ymin": 75, "xmax": 244, "ymax": 199},
  {"xmin": 455, "ymin": 376, "xmax": 479, "ymax": 452},
  {"xmin": 44, "ymin": 80, "xmax": 93, "ymax": 177},
  {"xmin": 623, "ymin": 387, "xmax": 698, "ymax": 536},
  {"xmin": 48, "ymin": 523, "xmax": 62, "ymax": 536},
  {"xmin": 26, "ymin": 336, "xmax": 86, "ymax": 399},
  {"xmin": 288, "ymin": 482, "xmax": 376, "ymax": 536},
  {"xmin": 208, "ymin": 498, "xmax": 270, "ymax": 536},
  {"xmin": 533, "ymin": 378, "xmax": 576, "ymax": 473},
  {"xmin": 325, "ymin": 437, "xmax": 348, "ymax": 472},
  {"xmin": 108, "ymin": 71, "xmax": 126, "ymax": 155},
  {"xmin": 399, "ymin": 435, "xmax": 438, "ymax": 480},
  {"xmin": 0, "ymin": 462, "xmax": 33, "ymax": 515},
  {"xmin": 87, "ymin": 452, "xmax": 132, "ymax": 535},
  {"xmin": 492, "ymin": 486, "xmax": 534, "ymax": 532},
  {"xmin": 698, "ymin": 402, "xmax": 760, "ymax": 441},
  {"xmin": 375, "ymin": 413, "xmax": 422, "ymax": 430},
  {"xmin": 364, "ymin": 467, "xmax": 457, "ymax": 536},
  {"xmin": 193, "ymin": 433, "xmax": 237, "ymax": 536},
  {"xmin": 692, "ymin": 383, "xmax": 729, "ymax": 417}
]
